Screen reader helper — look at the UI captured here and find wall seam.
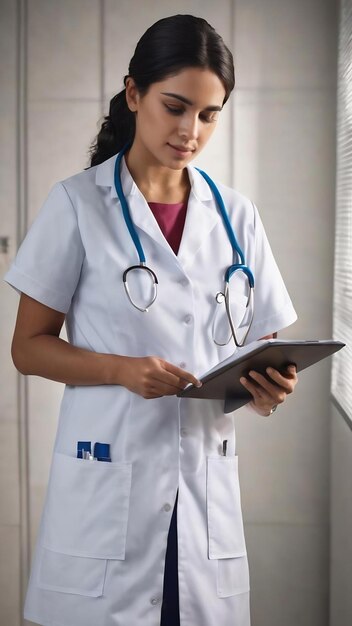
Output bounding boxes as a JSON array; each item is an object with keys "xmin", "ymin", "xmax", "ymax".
[
  {"xmin": 230, "ymin": 0, "xmax": 235, "ymax": 188},
  {"xmin": 100, "ymin": 0, "xmax": 105, "ymax": 117},
  {"xmin": 16, "ymin": 0, "xmax": 30, "ymax": 623}
]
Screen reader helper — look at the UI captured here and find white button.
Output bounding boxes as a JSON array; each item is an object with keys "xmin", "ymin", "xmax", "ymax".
[
  {"xmin": 163, "ymin": 503, "xmax": 172, "ymax": 512},
  {"xmin": 179, "ymin": 362, "xmax": 186, "ymax": 369},
  {"xmin": 150, "ymin": 597, "xmax": 160, "ymax": 606},
  {"xmin": 180, "ymin": 428, "xmax": 188, "ymax": 436},
  {"xmin": 184, "ymin": 314, "xmax": 193, "ymax": 324}
]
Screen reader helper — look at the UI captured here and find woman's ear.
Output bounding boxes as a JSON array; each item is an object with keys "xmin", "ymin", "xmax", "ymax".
[{"xmin": 125, "ymin": 77, "xmax": 139, "ymax": 112}]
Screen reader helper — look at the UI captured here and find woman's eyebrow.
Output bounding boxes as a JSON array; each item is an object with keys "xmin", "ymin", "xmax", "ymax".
[{"xmin": 160, "ymin": 92, "xmax": 223, "ymax": 112}]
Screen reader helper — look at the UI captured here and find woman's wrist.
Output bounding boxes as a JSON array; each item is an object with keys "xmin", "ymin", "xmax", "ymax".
[
  {"xmin": 102, "ymin": 353, "xmax": 129, "ymax": 386},
  {"xmin": 249, "ymin": 400, "xmax": 278, "ymax": 417}
]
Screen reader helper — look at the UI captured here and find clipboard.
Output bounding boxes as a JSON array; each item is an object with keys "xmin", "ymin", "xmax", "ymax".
[{"xmin": 177, "ymin": 339, "xmax": 345, "ymax": 413}]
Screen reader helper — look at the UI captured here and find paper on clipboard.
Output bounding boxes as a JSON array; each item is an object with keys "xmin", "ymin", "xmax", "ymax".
[{"xmin": 177, "ymin": 339, "xmax": 345, "ymax": 413}]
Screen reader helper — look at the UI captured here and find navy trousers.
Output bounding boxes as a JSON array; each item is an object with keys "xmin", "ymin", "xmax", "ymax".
[{"xmin": 160, "ymin": 492, "xmax": 180, "ymax": 625}]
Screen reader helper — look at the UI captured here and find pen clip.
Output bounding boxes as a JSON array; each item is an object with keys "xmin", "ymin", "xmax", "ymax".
[{"xmin": 222, "ymin": 440, "xmax": 228, "ymax": 456}]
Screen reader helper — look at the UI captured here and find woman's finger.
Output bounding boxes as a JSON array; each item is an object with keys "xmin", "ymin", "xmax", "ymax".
[
  {"xmin": 146, "ymin": 358, "xmax": 202, "ymax": 395},
  {"xmin": 240, "ymin": 375, "xmax": 267, "ymax": 401},
  {"xmin": 247, "ymin": 370, "xmax": 286, "ymax": 402},
  {"xmin": 265, "ymin": 366, "xmax": 298, "ymax": 393},
  {"xmin": 163, "ymin": 361, "xmax": 202, "ymax": 387},
  {"xmin": 149, "ymin": 362, "xmax": 202, "ymax": 393}
]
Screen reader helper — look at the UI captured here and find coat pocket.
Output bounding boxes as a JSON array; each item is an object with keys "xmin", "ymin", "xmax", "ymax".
[
  {"xmin": 37, "ymin": 546, "xmax": 107, "ymax": 597},
  {"xmin": 206, "ymin": 455, "xmax": 246, "ymax": 559},
  {"xmin": 207, "ymin": 455, "xmax": 250, "ymax": 597},
  {"xmin": 42, "ymin": 452, "xmax": 132, "ymax": 560}
]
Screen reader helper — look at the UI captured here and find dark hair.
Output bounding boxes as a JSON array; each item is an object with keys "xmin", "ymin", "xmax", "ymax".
[{"xmin": 88, "ymin": 14, "xmax": 235, "ymax": 167}]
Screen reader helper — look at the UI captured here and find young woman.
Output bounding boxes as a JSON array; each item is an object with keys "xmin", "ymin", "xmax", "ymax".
[{"xmin": 5, "ymin": 14, "xmax": 298, "ymax": 626}]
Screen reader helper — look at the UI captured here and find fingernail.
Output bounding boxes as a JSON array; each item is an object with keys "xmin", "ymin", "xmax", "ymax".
[
  {"xmin": 240, "ymin": 377, "xmax": 247, "ymax": 385},
  {"xmin": 196, "ymin": 381, "xmax": 202, "ymax": 388}
]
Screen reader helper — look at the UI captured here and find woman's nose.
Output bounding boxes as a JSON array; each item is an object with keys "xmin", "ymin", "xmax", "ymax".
[{"xmin": 178, "ymin": 115, "xmax": 199, "ymax": 141}]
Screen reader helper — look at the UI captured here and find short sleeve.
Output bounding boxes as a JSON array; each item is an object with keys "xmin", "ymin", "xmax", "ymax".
[
  {"xmin": 4, "ymin": 182, "xmax": 85, "ymax": 314},
  {"xmin": 245, "ymin": 202, "xmax": 297, "ymax": 342}
]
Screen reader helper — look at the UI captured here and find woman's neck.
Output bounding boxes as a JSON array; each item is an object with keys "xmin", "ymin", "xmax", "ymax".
[{"xmin": 125, "ymin": 143, "xmax": 190, "ymax": 204}]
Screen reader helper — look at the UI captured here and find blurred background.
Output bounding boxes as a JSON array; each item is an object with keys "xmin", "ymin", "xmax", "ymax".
[{"xmin": 0, "ymin": 1, "xmax": 351, "ymax": 625}]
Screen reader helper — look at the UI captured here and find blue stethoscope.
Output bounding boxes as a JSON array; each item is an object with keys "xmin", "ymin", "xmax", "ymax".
[{"xmin": 114, "ymin": 144, "xmax": 255, "ymax": 347}]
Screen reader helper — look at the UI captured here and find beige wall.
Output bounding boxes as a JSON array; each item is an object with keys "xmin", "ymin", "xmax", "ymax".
[{"xmin": 0, "ymin": 1, "xmax": 342, "ymax": 625}]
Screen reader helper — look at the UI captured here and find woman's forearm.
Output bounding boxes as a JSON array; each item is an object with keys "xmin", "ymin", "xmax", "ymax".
[
  {"xmin": 12, "ymin": 334, "xmax": 123, "ymax": 386},
  {"xmin": 11, "ymin": 333, "xmax": 201, "ymax": 397}
]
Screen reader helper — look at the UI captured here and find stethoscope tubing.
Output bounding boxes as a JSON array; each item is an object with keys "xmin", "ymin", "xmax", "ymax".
[
  {"xmin": 114, "ymin": 146, "xmax": 146, "ymax": 264},
  {"xmin": 194, "ymin": 167, "xmax": 245, "ymax": 266},
  {"xmin": 113, "ymin": 145, "xmax": 255, "ymax": 344}
]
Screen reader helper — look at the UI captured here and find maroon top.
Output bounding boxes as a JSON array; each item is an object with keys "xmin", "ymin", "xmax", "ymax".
[{"xmin": 148, "ymin": 201, "xmax": 187, "ymax": 255}]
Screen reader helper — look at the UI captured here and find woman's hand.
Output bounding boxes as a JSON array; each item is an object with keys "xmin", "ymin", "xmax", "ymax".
[
  {"xmin": 117, "ymin": 356, "xmax": 202, "ymax": 399},
  {"xmin": 240, "ymin": 365, "xmax": 298, "ymax": 416}
]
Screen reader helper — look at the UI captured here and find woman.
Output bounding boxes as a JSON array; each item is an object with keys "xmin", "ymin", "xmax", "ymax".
[{"xmin": 5, "ymin": 14, "xmax": 298, "ymax": 626}]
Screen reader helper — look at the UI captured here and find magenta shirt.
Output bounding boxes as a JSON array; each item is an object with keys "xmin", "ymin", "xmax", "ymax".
[{"xmin": 148, "ymin": 201, "xmax": 187, "ymax": 255}]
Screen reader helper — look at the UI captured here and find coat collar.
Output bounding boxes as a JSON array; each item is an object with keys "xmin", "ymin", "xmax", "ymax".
[{"xmin": 95, "ymin": 153, "xmax": 220, "ymax": 269}]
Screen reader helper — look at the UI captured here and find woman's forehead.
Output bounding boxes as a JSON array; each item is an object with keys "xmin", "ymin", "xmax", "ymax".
[{"xmin": 152, "ymin": 67, "xmax": 226, "ymax": 106}]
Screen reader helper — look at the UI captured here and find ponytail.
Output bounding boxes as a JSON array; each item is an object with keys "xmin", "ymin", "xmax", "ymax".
[{"xmin": 88, "ymin": 82, "xmax": 135, "ymax": 167}]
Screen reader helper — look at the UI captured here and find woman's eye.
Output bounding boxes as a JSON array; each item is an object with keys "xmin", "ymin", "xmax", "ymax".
[
  {"xmin": 200, "ymin": 113, "xmax": 218, "ymax": 124},
  {"xmin": 165, "ymin": 105, "xmax": 183, "ymax": 115},
  {"xmin": 164, "ymin": 104, "xmax": 218, "ymax": 123}
]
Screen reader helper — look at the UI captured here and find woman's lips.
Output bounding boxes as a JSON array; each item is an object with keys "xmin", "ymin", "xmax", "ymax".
[{"xmin": 168, "ymin": 143, "xmax": 195, "ymax": 155}]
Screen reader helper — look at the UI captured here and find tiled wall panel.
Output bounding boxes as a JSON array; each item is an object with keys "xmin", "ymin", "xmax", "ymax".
[
  {"xmin": 0, "ymin": 526, "xmax": 21, "ymax": 626},
  {"xmin": 233, "ymin": 89, "xmax": 336, "ymax": 337},
  {"xmin": 236, "ymin": 360, "xmax": 331, "ymax": 525},
  {"xmin": 0, "ymin": 1, "xmax": 21, "ymax": 624},
  {"xmin": 233, "ymin": 0, "xmax": 337, "ymax": 89},
  {"xmin": 27, "ymin": 0, "xmax": 100, "ymax": 101},
  {"xmin": 246, "ymin": 523, "xmax": 329, "ymax": 625},
  {"xmin": 0, "ymin": 0, "xmax": 20, "ymax": 419}
]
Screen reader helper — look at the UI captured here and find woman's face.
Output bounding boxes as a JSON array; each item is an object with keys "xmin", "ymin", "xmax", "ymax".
[{"xmin": 126, "ymin": 67, "xmax": 226, "ymax": 169}]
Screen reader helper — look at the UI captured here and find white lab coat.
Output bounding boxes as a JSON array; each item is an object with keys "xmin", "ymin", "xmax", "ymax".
[{"xmin": 5, "ymin": 154, "xmax": 297, "ymax": 626}]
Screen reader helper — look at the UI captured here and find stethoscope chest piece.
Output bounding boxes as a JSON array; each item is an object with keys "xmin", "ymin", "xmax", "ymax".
[
  {"xmin": 123, "ymin": 263, "xmax": 158, "ymax": 313},
  {"xmin": 215, "ymin": 292, "xmax": 225, "ymax": 304}
]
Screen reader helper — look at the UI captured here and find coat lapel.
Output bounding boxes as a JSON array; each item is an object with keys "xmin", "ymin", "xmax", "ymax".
[
  {"xmin": 176, "ymin": 167, "xmax": 220, "ymax": 269},
  {"xmin": 95, "ymin": 154, "xmax": 221, "ymax": 269}
]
